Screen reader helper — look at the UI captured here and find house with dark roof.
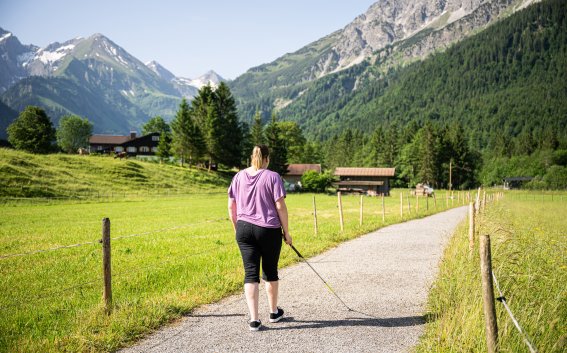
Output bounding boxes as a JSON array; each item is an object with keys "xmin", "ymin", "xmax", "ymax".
[
  {"xmin": 89, "ymin": 133, "xmax": 132, "ymax": 154},
  {"xmin": 333, "ymin": 167, "xmax": 396, "ymax": 196},
  {"xmin": 283, "ymin": 164, "xmax": 322, "ymax": 184},
  {"xmin": 89, "ymin": 132, "xmax": 161, "ymax": 156}
]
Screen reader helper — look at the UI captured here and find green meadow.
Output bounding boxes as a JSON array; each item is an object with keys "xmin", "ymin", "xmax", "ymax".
[
  {"xmin": 416, "ymin": 195, "xmax": 567, "ymax": 352},
  {"xmin": 0, "ymin": 189, "xmax": 460, "ymax": 352}
]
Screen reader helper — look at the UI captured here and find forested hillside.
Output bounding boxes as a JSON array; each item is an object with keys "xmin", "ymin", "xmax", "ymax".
[
  {"xmin": 283, "ymin": 0, "xmax": 566, "ymax": 146},
  {"xmin": 279, "ymin": 0, "xmax": 567, "ymax": 188}
]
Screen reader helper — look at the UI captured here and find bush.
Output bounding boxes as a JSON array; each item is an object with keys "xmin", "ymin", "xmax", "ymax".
[
  {"xmin": 300, "ymin": 170, "xmax": 334, "ymax": 192},
  {"xmin": 7, "ymin": 106, "xmax": 55, "ymax": 153}
]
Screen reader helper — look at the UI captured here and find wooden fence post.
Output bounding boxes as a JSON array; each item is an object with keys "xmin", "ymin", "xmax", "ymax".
[
  {"xmin": 476, "ymin": 188, "xmax": 481, "ymax": 215},
  {"xmin": 338, "ymin": 192, "xmax": 344, "ymax": 231},
  {"xmin": 426, "ymin": 193, "xmax": 429, "ymax": 211},
  {"xmin": 102, "ymin": 218, "xmax": 112, "ymax": 314},
  {"xmin": 382, "ymin": 193, "xmax": 386, "ymax": 222},
  {"xmin": 416, "ymin": 195, "xmax": 419, "ymax": 213},
  {"xmin": 468, "ymin": 202, "xmax": 475, "ymax": 253},
  {"xmin": 480, "ymin": 234, "xmax": 498, "ymax": 353},
  {"xmin": 359, "ymin": 195, "xmax": 363, "ymax": 227},
  {"xmin": 407, "ymin": 193, "xmax": 411, "ymax": 214},
  {"xmin": 482, "ymin": 191, "xmax": 487, "ymax": 212},
  {"xmin": 434, "ymin": 193, "xmax": 437, "ymax": 209},
  {"xmin": 400, "ymin": 192, "xmax": 403, "ymax": 219},
  {"xmin": 312, "ymin": 195, "xmax": 318, "ymax": 236},
  {"xmin": 445, "ymin": 192, "xmax": 449, "ymax": 208}
]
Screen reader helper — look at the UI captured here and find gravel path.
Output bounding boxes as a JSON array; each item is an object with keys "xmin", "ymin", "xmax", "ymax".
[{"xmin": 120, "ymin": 206, "xmax": 467, "ymax": 353}]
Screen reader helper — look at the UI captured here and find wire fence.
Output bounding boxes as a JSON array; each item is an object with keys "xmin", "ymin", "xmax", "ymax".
[
  {"xmin": 492, "ymin": 272, "xmax": 538, "ymax": 353},
  {"xmin": 0, "ymin": 217, "xmax": 227, "ymax": 261},
  {"xmin": 1, "ymin": 191, "xmax": 473, "ymax": 316}
]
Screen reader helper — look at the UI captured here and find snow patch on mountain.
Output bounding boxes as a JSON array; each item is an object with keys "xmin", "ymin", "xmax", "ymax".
[
  {"xmin": 0, "ymin": 32, "xmax": 12, "ymax": 42},
  {"xmin": 185, "ymin": 70, "xmax": 225, "ymax": 89},
  {"xmin": 35, "ymin": 44, "xmax": 75, "ymax": 64}
]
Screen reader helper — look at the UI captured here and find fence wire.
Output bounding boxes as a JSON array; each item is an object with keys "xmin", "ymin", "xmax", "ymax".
[
  {"xmin": 0, "ymin": 240, "xmax": 100, "ymax": 260},
  {"xmin": 0, "ymin": 217, "xmax": 227, "ymax": 261},
  {"xmin": 492, "ymin": 271, "xmax": 538, "ymax": 353}
]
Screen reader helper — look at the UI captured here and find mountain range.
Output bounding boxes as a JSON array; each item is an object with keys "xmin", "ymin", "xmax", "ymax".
[
  {"xmin": 228, "ymin": 0, "xmax": 540, "ymax": 125},
  {"xmin": 0, "ymin": 0, "xmax": 544, "ymax": 140},
  {"xmin": 0, "ymin": 29, "xmax": 224, "ymax": 137}
]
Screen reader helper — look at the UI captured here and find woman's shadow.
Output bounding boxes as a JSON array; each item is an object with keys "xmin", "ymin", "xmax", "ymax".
[{"xmin": 268, "ymin": 311, "xmax": 433, "ymax": 331}]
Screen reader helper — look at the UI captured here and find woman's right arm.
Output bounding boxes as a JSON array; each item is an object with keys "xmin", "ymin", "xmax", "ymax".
[
  {"xmin": 275, "ymin": 197, "xmax": 292, "ymax": 245},
  {"xmin": 228, "ymin": 198, "xmax": 237, "ymax": 232}
]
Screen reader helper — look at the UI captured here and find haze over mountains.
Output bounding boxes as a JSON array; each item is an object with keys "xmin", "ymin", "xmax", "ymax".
[{"xmin": 0, "ymin": 0, "xmax": 545, "ymax": 139}]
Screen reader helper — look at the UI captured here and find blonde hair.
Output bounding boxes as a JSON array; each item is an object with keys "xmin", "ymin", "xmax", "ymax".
[{"xmin": 251, "ymin": 145, "xmax": 270, "ymax": 170}]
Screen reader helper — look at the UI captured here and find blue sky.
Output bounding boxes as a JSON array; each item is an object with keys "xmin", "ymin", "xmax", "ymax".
[{"xmin": 0, "ymin": 0, "xmax": 376, "ymax": 79}]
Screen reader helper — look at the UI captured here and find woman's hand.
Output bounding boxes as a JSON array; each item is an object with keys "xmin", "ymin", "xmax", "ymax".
[{"xmin": 283, "ymin": 232, "xmax": 292, "ymax": 246}]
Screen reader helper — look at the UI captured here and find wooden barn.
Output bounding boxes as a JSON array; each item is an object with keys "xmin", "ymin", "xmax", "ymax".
[
  {"xmin": 333, "ymin": 167, "xmax": 396, "ymax": 196},
  {"xmin": 284, "ymin": 164, "xmax": 322, "ymax": 184}
]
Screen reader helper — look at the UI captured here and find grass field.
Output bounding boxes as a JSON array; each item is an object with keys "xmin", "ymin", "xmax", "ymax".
[
  {"xmin": 0, "ymin": 187, "xmax": 463, "ymax": 352},
  {"xmin": 415, "ymin": 194, "xmax": 567, "ymax": 352},
  {"xmin": 0, "ymin": 148, "xmax": 229, "ymax": 198}
]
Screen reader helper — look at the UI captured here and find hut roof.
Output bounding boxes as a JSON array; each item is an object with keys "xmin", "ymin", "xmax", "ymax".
[
  {"xmin": 285, "ymin": 164, "xmax": 322, "ymax": 176},
  {"xmin": 334, "ymin": 167, "xmax": 395, "ymax": 177}
]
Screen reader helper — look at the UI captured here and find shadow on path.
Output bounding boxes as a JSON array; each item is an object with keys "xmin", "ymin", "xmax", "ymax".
[{"xmin": 268, "ymin": 315, "xmax": 426, "ymax": 331}]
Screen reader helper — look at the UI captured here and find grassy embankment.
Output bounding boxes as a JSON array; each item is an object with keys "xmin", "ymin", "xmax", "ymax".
[
  {"xmin": 415, "ymin": 194, "xmax": 566, "ymax": 352},
  {"xmin": 0, "ymin": 148, "xmax": 228, "ymax": 198},
  {"xmin": 0, "ymin": 148, "xmax": 463, "ymax": 352}
]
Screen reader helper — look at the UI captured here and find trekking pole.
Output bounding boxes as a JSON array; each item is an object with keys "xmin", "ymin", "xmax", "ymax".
[{"xmin": 288, "ymin": 244, "xmax": 353, "ymax": 311}]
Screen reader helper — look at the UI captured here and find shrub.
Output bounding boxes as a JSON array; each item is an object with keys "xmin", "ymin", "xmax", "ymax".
[{"xmin": 300, "ymin": 170, "xmax": 334, "ymax": 192}]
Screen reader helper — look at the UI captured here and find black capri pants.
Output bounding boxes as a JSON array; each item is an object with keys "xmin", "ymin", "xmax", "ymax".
[{"xmin": 236, "ymin": 220, "xmax": 283, "ymax": 283}]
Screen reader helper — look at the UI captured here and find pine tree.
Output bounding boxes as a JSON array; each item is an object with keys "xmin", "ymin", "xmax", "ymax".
[
  {"xmin": 171, "ymin": 98, "xmax": 205, "ymax": 167},
  {"xmin": 264, "ymin": 112, "xmax": 288, "ymax": 175},
  {"xmin": 212, "ymin": 82, "xmax": 242, "ymax": 168},
  {"xmin": 250, "ymin": 111, "xmax": 264, "ymax": 145},
  {"xmin": 156, "ymin": 131, "xmax": 172, "ymax": 162}
]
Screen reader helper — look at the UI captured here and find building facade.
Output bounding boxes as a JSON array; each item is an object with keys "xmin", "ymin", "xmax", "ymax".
[
  {"xmin": 89, "ymin": 132, "xmax": 160, "ymax": 156},
  {"xmin": 333, "ymin": 167, "xmax": 396, "ymax": 196}
]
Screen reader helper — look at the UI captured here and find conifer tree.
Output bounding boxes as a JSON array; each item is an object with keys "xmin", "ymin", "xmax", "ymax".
[
  {"xmin": 264, "ymin": 112, "xmax": 288, "ymax": 175},
  {"xmin": 171, "ymin": 98, "xmax": 205, "ymax": 167},
  {"xmin": 156, "ymin": 131, "xmax": 172, "ymax": 162},
  {"xmin": 250, "ymin": 111, "xmax": 264, "ymax": 145},
  {"xmin": 212, "ymin": 82, "xmax": 242, "ymax": 168}
]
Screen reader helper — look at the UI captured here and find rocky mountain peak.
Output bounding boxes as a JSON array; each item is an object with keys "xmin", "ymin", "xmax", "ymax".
[
  {"xmin": 146, "ymin": 60, "xmax": 176, "ymax": 82},
  {"xmin": 313, "ymin": 0, "xmax": 539, "ymax": 77}
]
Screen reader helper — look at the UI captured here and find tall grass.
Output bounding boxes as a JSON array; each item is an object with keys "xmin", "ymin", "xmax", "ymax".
[
  {"xmin": 415, "ymin": 194, "xmax": 566, "ymax": 352},
  {"xmin": 0, "ymin": 189, "xmax": 460, "ymax": 352}
]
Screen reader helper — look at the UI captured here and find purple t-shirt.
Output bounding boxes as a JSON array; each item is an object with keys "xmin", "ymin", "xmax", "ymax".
[{"xmin": 228, "ymin": 169, "xmax": 286, "ymax": 228}]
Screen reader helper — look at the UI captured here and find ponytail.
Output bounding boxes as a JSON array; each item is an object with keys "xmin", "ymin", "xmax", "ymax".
[{"xmin": 251, "ymin": 145, "xmax": 270, "ymax": 170}]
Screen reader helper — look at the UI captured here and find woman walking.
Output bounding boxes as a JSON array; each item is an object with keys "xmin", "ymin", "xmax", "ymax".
[{"xmin": 228, "ymin": 145, "xmax": 293, "ymax": 331}]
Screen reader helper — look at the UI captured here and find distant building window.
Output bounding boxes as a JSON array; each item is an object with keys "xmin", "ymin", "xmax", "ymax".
[
  {"xmin": 127, "ymin": 147, "xmax": 137, "ymax": 153},
  {"xmin": 114, "ymin": 146, "xmax": 124, "ymax": 152},
  {"xmin": 152, "ymin": 135, "xmax": 160, "ymax": 141},
  {"xmin": 140, "ymin": 146, "xmax": 150, "ymax": 153},
  {"xmin": 97, "ymin": 146, "xmax": 103, "ymax": 151},
  {"xmin": 151, "ymin": 147, "xmax": 158, "ymax": 153}
]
